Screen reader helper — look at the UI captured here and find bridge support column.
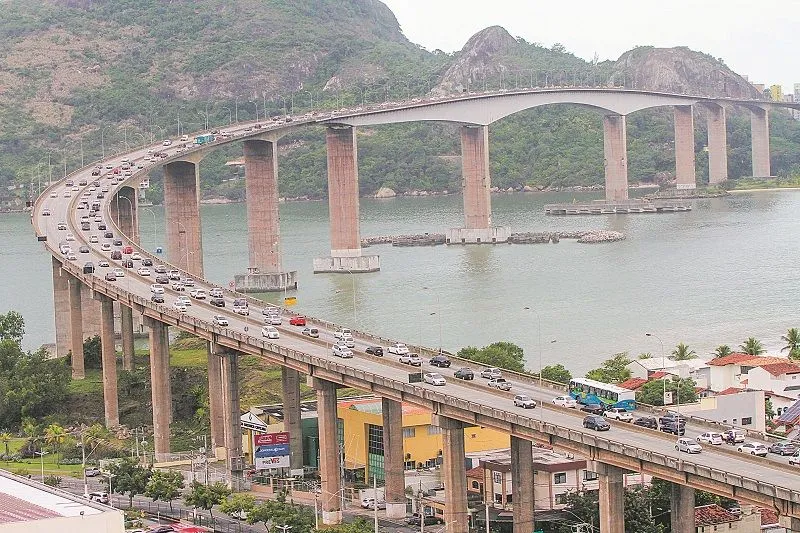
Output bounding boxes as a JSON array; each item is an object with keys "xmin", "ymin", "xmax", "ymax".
[
  {"xmin": 597, "ymin": 463, "xmax": 625, "ymax": 533},
  {"xmin": 163, "ymin": 161, "xmax": 204, "ymax": 277},
  {"xmin": 120, "ymin": 305, "xmax": 134, "ymax": 371},
  {"xmin": 382, "ymin": 398, "xmax": 406, "ymax": 519},
  {"xmin": 80, "ymin": 285, "xmax": 102, "ymax": 339},
  {"xmin": 313, "ymin": 377, "xmax": 342, "ymax": 524},
  {"xmin": 313, "ymin": 125, "xmax": 379, "ymax": 274},
  {"xmin": 446, "ymin": 125, "xmax": 510, "ymax": 244},
  {"xmin": 511, "ymin": 437, "xmax": 534, "ymax": 533},
  {"xmin": 96, "ymin": 294, "xmax": 119, "ymax": 428},
  {"xmin": 750, "ymin": 107, "xmax": 771, "ymax": 177},
  {"xmin": 145, "ymin": 317, "xmax": 170, "ymax": 461},
  {"xmin": 52, "ymin": 257, "xmax": 71, "ymax": 359},
  {"xmin": 281, "ymin": 367, "xmax": 304, "ymax": 473},
  {"xmin": 670, "ymin": 483, "xmax": 695, "ymax": 533},
  {"xmin": 235, "ymin": 140, "xmax": 297, "ymax": 292},
  {"xmin": 207, "ymin": 342, "xmax": 226, "ymax": 458},
  {"xmin": 603, "ymin": 114, "xmax": 629, "ymax": 202},
  {"xmin": 432, "ymin": 415, "xmax": 469, "ymax": 533},
  {"xmin": 705, "ymin": 103, "xmax": 728, "ymax": 184},
  {"xmin": 674, "ymin": 106, "xmax": 696, "ymax": 190},
  {"xmin": 112, "ymin": 186, "xmax": 139, "ymax": 244},
  {"xmin": 221, "ymin": 349, "xmax": 243, "ymax": 487},
  {"xmin": 68, "ymin": 277, "xmax": 85, "ymax": 380}
]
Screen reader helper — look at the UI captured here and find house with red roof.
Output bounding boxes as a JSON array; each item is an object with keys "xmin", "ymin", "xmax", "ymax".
[
  {"xmin": 696, "ymin": 354, "xmax": 793, "ymax": 393},
  {"xmin": 745, "ymin": 361, "xmax": 800, "ymax": 408},
  {"xmin": 694, "ymin": 504, "xmax": 763, "ymax": 533}
]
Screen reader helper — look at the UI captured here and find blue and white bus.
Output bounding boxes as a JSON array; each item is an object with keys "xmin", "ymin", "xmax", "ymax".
[{"xmin": 569, "ymin": 377, "xmax": 636, "ymax": 411}]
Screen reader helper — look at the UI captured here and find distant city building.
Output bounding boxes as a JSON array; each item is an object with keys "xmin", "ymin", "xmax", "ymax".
[{"xmin": 769, "ymin": 84, "xmax": 783, "ymax": 102}]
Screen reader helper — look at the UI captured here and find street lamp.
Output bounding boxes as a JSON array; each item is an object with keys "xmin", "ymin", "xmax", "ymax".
[
  {"xmin": 523, "ymin": 307, "xmax": 543, "ymax": 386},
  {"xmin": 141, "ymin": 207, "xmax": 159, "ymax": 251},
  {"xmin": 645, "ymin": 332, "xmax": 668, "ymax": 406},
  {"xmin": 34, "ymin": 447, "xmax": 45, "ymax": 481},
  {"xmin": 102, "ymin": 472, "xmax": 116, "ymax": 508}
]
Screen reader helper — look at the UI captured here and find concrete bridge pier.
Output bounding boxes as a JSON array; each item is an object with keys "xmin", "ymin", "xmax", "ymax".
[
  {"xmin": 163, "ymin": 161, "xmax": 204, "ymax": 277},
  {"xmin": 597, "ymin": 463, "xmax": 625, "ymax": 533},
  {"xmin": 313, "ymin": 377, "xmax": 343, "ymax": 524},
  {"xmin": 446, "ymin": 125, "xmax": 510, "ymax": 244},
  {"xmin": 511, "ymin": 436, "xmax": 535, "ymax": 533},
  {"xmin": 95, "ymin": 293, "xmax": 119, "ymax": 428},
  {"xmin": 314, "ymin": 126, "xmax": 379, "ymax": 274},
  {"xmin": 382, "ymin": 398, "xmax": 406, "ymax": 519},
  {"xmin": 120, "ymin": 305, "xmax": 135, "ymax": 371},
  {"xmin": 207, "ymin": 342, "xmax": 226, "ymax": 459},
  {"xmin": 704, "ymin": 103, "xmax": 728, "ymax": 184},
  {"xmin": 111, "ymin": 186, "xmax": 139, "ymax": 244},
  {"xmin": 432, "ymin": 415, "xmax": 469, "ymax": 533},
  {"xmin": 281, "ymin": 367, "xmax": 304, "ymax": 473},
  {"xmin": 221, "ymin": 348, "xmax": 244, "ymax": 486},
  {"xmin": 145, "ymin": 317, "xmax": 171, "ymax": 461},
  {"xmin": 750, "ymin": 107, "xmax": 771, "ymax": 178},
  {"xmin": 673, "ymin": 105, "xmax": 696, "ymax": 190},
  {"xmin": 235, "ymin": 140, "xmax": 298, "ymax": 292},
  {"xmin": 603, "ymin": 114, "xmax": 629, "ymax": 202},
  {"xmin": 670, "ymin": 483, "xmax": 695, "ymax": 533},
  {"xmin": 67, "ymin": 277, "xmax": 85, "ymax": 379},
  {"xmin": 52, "ymin": 257, "xmax": 71, "ymax": 359}
]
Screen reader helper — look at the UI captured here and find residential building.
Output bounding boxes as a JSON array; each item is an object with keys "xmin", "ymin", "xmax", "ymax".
[
  {"xmin": 626, "ymin": 358, "xmax": 709, "ymax": 388},
  {"xmin": 695, "ymin": 354, "xmax": 791, "ymax": 393},
  {"xmin": 743, "ymin": 362, "xmax": 800, "ymax": 400},
  {"xmin": 695, "ymin": 504, "xmax": 764, "ymax": 533},
  {"xmin": 675, "ymin": 390, "xmax": 766, "ymax": 432},
  {"xmin": 769, "ymin": 84, "xmax": 783, "ymax": 102}
]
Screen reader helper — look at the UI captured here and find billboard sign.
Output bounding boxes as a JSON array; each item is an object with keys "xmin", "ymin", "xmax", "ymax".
[{"xmin": 254, "ymin": 432, "xmax": 290, "ymax": 469}]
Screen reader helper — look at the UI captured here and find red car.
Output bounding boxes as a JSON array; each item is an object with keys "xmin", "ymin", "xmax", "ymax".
[{"xmin": 289, "ymin": 316, "xmax": 306, "ymax": 326}]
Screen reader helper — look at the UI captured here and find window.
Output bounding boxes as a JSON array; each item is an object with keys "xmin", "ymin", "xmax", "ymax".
[
  {"xmin": 494, "ymin": 494, "xmax": 503, "ymax": 504},
  {"xmin": 555, "ymin": 493, "xmax": 568, "ymax": 505},
  {"xmin": 403, "ymin": 428, "xmax": 416, "ymax": 438},
  {"xmin": 471, "ymin": 481, "xmax": 480, "ymax": 490},
  {"xmin": 742, "ymin": 417, "xmax": 752, "ymax": 426},
  {"xmin": 554, "ymin": 473, "xmax": 567, "ymax": 485},
  {"xmin": 404, "ymin": 460, "xmax": 415, "ymax": 470},
  {"xmin": 583, "ymin": 471, "xmax": 598, "ymax": 481},
  {"xmin": 427, "ymin": 426, "xmax": 442, "ymax": 435},
  {"xmin": 493, "ymin": 472, "xmax": 502, "ymax": 484}
]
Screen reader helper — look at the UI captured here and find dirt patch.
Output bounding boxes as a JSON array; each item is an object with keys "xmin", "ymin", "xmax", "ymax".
[{"xmin": 25, "ymin": 100, "xmax": 75, "ymax": 126}]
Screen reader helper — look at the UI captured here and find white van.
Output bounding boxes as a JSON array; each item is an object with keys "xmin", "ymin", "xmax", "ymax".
[{"xmin": 87, "ymin": 491, "xmax": 109, "ymax": 504}]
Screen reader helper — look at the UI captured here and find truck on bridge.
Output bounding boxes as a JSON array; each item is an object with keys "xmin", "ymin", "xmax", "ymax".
[{"xmin": 194, "ymin": 133, "xmax": 215, "ymax": 145}]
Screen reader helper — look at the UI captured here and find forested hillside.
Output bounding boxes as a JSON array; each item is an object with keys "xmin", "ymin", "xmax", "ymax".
[{"xmin": 0, "ymin": 0, "xmax": 798, "ymax": 206}]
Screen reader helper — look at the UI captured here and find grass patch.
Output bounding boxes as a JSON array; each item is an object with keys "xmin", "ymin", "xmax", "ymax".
[
  {"xmin": 67, "ymin": 369, "xmax": 104, "ymax": 394},
  {"xmin": 0, "ymin": 457, "xmax": 85, "ymax": 478},
  {"xmin": 726, "ymin": 176, "xmax": 800, "ymax": 190},
  {"xmin": 169, "ymin": 348, "xmax": 207, "ymax": 367}
]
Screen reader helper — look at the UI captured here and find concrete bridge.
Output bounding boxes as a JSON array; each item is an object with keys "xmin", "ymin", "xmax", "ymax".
[{"xmin": 33, "ymin": 87, "xmax": 800, "ymax": 533}]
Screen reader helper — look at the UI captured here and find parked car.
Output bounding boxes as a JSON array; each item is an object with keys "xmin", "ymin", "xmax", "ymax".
[
  {"xmin": 604, "ymin": 407, "xmax": 633, "ymax": 422},
  {"xmin": 289, "ymin": 316, "xmax": 307, "ymax": 326},
  {"xmin": 429, "ymin": 355, "xmax": 451, "ymax": 368},
  {"xmin": 423, "ymin": 372, "xmax": 446, "ymax": 386},
  {"xmin": 261, "ymin": 326, "xmax": 279, "ymax": 339},
  {"xmin": 388, "ymin": 343, "xmax": 409, "ymax": 355},
  {"xmin": 552, "ymin": 395, "xmax": 578, "ymax": 408},
  {"xmin": 400, "ymin": 353, "xmax": 422, "ymax": 366},
  {"xmin": 487, "ymin": 378, "xmax": 512, "ymax": 391},
  {"xmin": 789, "ymin": 451, "xmax": 800, "ymax": 466},
  {"xmin": 675, "ymin": 438, "xmax": 702, "ymax": 454},
  {"xmin": 696, "ymin": 432, "xmax": 724, "ymax": 446},
  {"xmin": 633, "ymin": 416, "xmax": 658, "ymax": 430},
  {"xmin": 453, "ymin": 367, "xmax": 474, "ymax": 380},
  {"xmin": 87, "ymin": 491, "xmax": 109, "ymax": 504},
  {"xmin": 583, "ymin": 415, "xmax": 610, "ymax": 431},
  {"xmin": 513, "ymin": 394, "xmax": 536, "ymax": 409},
  {"xmin": 361, "ymin": 497, "xmax": 386, "ymax": 509},
  {"xmin": 84, "ymin": 467, "xmax": 101, "ymax": 477},
  {"xmin": 580, "ymin": 403, "xmax": 605, "ymax": 415},
  {"xmin": 737, "ymin": 442, "xmax": 768, "ymax": 457},
  {"xmin": 480, "ymin": 367, "xmax": 502, "ymax": 379},
  {"xmin": 332, "ymin": 344, "xmax": 354, "ymax": 358},
  {"xmin": 407, "ymin": 515, "xmax": 443, "ymax": 526},
  {"xmin": 722, "ymin": 429, "xmax": 746, "ymax": 444},
  {"xmin": 769, "ymin": 441, "xmax": 799, "ymax": 456},
  {"xmin": 301, "ymin": 327, "xmax": 319, "ymax": 338}
]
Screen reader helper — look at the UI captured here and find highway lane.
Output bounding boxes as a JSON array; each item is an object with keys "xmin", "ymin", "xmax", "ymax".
[{"xmin": 35, "ymin": 124, "xmax": 800, "ymax": 499}]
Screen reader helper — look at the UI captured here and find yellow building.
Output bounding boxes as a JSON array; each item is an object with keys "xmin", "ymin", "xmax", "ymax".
[{"xmin": 770, "ymin": 84, "xmax": 783, "ymax": 102}]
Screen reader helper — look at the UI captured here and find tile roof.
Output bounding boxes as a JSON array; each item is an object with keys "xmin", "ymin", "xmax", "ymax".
[
  {"xmin": 649, "ymin": 371, "xmax": 671, "ymax": 379},
  {"xmin": 694, "ymin": 504, "xmax": 740, "ymax": 526},
  {"xmin": 336, "ymin": 397, "xmax": 430, "ymax": 416},
  {"xmin": 0, "ymin": 493, "xmax": 61, "ymax": 524},
  {"xmin": 466, "ymin": 466, "xmax": 483, "ymax": 478},
  {"xmin": 717, "ymin": 387, "xmax": 743, "ymax": 396},
  {"xmin": 759, "ymin": 362, "xmax": 800, "ymax": 376},
  {"xmin": 618, "ymin": 378, "xmax": 648, "ymax": 390},
  {"xmin": 707, "ymin": 353, "xmax": 763, "ymax": 366},
  {"xmin": 759, "ymin": 508, "xmax": 779, "ymax": 526}
]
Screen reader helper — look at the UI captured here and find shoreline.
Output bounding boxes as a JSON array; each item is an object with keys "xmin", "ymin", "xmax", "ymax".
[{"xmin": 727, "ymin": 187, "xmax": 800, "ymax": 193}]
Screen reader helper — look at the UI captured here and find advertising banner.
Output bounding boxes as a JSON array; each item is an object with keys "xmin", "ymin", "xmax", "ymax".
[{"xmin": 254, "ymin": 432, "xmax": 290, "ymax": 469}]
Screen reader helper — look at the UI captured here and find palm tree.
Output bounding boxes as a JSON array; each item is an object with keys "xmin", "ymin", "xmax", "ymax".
[
  {"xmin": 0, "ymin": 432, "xmax": 12, "ymax": 457},
  {"xmin": 44, "ymin": 424, "xmax": 67, "ymax": 467},
  {"xmin": 740, "ymin": 337, "xmax": 765, "ymax": 356},
  {"xmin": 781, "ymin": 328, "xmax": 800, "ymax": 355},
  {"xmin": 713, "ymin": 345, "xmax": 732, "ymax": 359},
  {"xmin": 671, "ymin": 342, "xmax": 697, "ymax": 361},
  {"xmin": 638, "ymin": 352, "xmax": 653, "ymax": 360}
]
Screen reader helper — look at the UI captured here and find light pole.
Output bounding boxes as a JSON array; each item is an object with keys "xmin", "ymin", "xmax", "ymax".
[
  {"xmin": 235, "ymin": 96, "xmax": 240, "ymax": 123},
  {"xmin": 645, "ymin": 332, "xmax": 668, "ymax": 406},
  {"xmin": 34, "ymin": 446, "xmax": 45, "ymax": 481},
  {"xmin": 345, "ymin": 269, "xmax": 356, "ymax": 326},
  {"xmin": 302, "ymin": 90, "xmax": 314, "ymax": 111},
  {"xmin": 62, "ymin": 139, "xmax": 77, "ymax": 178},
  {"xmin": 102, "ymin": 472, "xmax": 115, "ymax": 508},
  {"xmin": 141, "ymin": 207, "xmax": 159, "ymax": 250},
  {"xmin": 523, "ymin": 307, "xmax": 543, "ymax": 386}
]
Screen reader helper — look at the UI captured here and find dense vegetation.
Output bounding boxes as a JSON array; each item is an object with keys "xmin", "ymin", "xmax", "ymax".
[{"xmin": 1, "ymin": 1, "xmax": 799, "ymax": 207}]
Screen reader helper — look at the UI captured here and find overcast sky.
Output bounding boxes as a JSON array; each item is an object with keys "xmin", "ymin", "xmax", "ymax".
[{"xmin": 381, "ymin": 0, "xmax": 799, "ymax": 93}]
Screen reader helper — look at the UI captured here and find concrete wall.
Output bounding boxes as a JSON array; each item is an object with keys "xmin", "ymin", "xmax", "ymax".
[{"xmin": 676, "ymin": 390, "xmax": 766, "ymax": 432}]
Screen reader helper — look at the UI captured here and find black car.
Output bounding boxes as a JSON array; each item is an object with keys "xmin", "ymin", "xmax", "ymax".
[
  {"xmin": 104, "ymin": 272, "xmax": 117, "ymax": 281},
  {"xmin": 83, "ymin": 262, "xmax": 95, "ymax": 274},
  {"xmin": 407, "ymin": 515, "xmax": 443, "ymax": 526},
  {"xmin": 142, "ymin": 258, "xmax": 153, "ymax": 266},
  {"xmin": 583, "ymin": 415, "xmax": 610, "ymax": 431},
  {"xmin": 365, "ymin": 346, "xmax": 384, "ymax": 356},
  {"xmin": 580, "ymin": 403, "xmax": 605, "ymax": 415},
  {"xmin": 769, "ymin": 441, "xmax": 799, "ymax": 456},
  {"xmin": 151, "ymin": 294, "xmax": 165, "ymax": 304},
  {"xmin": 104, "ymin": 231, "xmax": 113, "ymax": 239},
  {"xmin": 98, "ymin": 223, "xmax": 107, "ymax": 230},
  {"xmin": 453, "ymin": 367, "xmax": 474, "ymax": 380},
  {"xmin": 209, "ymin": 297, "xmax": 225, "ymax": 307},
  {"xmin": 633, "ymin": 416, "xmax": 658, "ymax": 430},
  {"xmin": 122, "ymin": 259, "xmax": 134, "ymax": 268},
  {"xmin": 429, "ymin": 355, "xmax": 451, "ymax": 367},
  {"xmin": 155, "ymin": 274, "xmax": 169, "ymax": 284},
  {"xmin": 113, "ymin": 239, "xmax": 123, "ymax": 246},
  {"xmin": 659, "ymin": 420, "xmax": 686, "ymax": 436},
  {"xmin": 78, "ymin": 245, "xmax": 90, "ymax": 254}
]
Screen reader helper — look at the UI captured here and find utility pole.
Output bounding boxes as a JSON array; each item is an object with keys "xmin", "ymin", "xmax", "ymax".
[{"xmin": 373, "ymin": 475, "xmax": 379, "ymax": 533}]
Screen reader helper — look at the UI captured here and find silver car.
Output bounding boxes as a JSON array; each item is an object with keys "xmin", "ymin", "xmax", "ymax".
[{"xmin": 675, "ymin": 438, "xmax": 702, "ymax": 454}]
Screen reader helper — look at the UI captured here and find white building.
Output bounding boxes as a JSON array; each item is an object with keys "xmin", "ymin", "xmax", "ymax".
[
  {"xmin": 675, "ymin": 390, "xmax": 767, "ymax": 432},
  {"xmin": 694, "ymin": 354, "xmax": 795, "ymax": 393},
  {"xmin": 626, "ymin": 357, "xmax": 710, "ymax": 388}
]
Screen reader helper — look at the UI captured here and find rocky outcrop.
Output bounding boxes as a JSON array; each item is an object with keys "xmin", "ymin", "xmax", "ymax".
[{"xmin": 375, "ymin": 187, "xmax": 396, "ymax": 198}]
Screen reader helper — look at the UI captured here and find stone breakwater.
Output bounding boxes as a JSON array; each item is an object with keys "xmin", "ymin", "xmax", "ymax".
[{"xmin": 361, "ymin": 230, "xmax": 624, "ymax": 247}]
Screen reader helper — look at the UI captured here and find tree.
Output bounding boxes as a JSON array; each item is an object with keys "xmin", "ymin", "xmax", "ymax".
[
  {"xmin": 540, "ymin": 364, "xmax": 572, "ymax": 384},
  {"xmin": 0, "ymin": 311, "xmax": 24, "ymax": 344},
  {"xmin": 220, "ymin": 493, "xmax": 255, "ymax": 519},
  {"xmin": 145, "ymin": 469, "xmax": 185, "ymax": 511},
  {"xmin": 585, "ymin": 352, "xmax": 632, "ymax": 384},
  {"xmin": 765, "ymin": 398, "xmax": 776, "ymax": 421},
  {"xmin": 0, "ymin": 431, "xmax": 11, "ymax": 456},
  {"xmin": 44, "ymin": 423, "xmax": 67, "ymax": 466},
  {"xmin": 781, "ymin": 328, "xmax": 800, "ymax": 360},
  {"xmin": 324, "ymin": 517, "xmax": 374, "ymax": 533},
  {"xmin": 637, "ymin": 378, "xmax": 698, "ymax": 406},
  {"xmin": 713, "ymin": 345, "xmax": 732, "ymax": 359},
  {"xmin": 247, "ymin": 490, "xmax": 314, "ymax": 533},
  {"xmin": 671, "ymin": 342, "xmax": 696, "ymax": 361},
  {"xmin": 103, "ymin": 458, "xmax": 152, "ymax": 508},
  {"xmin": 740, "ymin": 337, "xmax": 765, "ymax": 355},
  {"xmin": 638, "ymin": 352, "xmax": 653, "ymax": 360},
  {"xmin": 184, "ymin": 480, "xmax": 230, "ymax": 517},
  {"xmin": 457, "ymin": 342, "xmax": 525, "ymax": 372}
]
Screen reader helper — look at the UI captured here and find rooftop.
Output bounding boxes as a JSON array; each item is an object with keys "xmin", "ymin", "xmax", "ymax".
[
  {"xmin": 707, "ymin": 353, "xmax": 789, "ymax": 367},
  {"xmin": 759, "ymin": 361, "xmax": 800, "ymax": 376},
  {"xmin": 717, "ymin": 387, "xmax": 744, "ymax": 395},
  {"xmin": 0, "ymin": 470, "xmax": 109, "ymax": 524},
  {"xmin": 618, "ymin": 377, "xmax": 648, "ymax": 390},
  {"xmin": 694, "ymin": 504, "xmax": 740, "ymax": 526}
]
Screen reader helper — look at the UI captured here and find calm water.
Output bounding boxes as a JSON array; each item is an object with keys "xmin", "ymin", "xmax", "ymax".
[{"xmin": 3, "ymin": 190, "xmax": 800, "ymax": 373}]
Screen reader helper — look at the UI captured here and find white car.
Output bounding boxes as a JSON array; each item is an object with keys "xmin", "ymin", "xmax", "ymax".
[
  {"xmin": 182, "ymin": 278, "xmax": 195, "ymax": 287},
  {"xmin": 177, "ymin": 295, "xmax": 191, "ymax": 306},
  {"xmin": 49, "ymin": 192, "xmax": 58, "ymax": 198},
  {"xmin": 334, "ymin": 328, "xmax": 352, "ymax": 340},
  {"xmin": 488, "ymin": 378, "xmax": 512, "ymax": 391},
  {"xmin": 514, "ymin": 394, "xmax": 536, "ymax": 408},
  {"xmin": 332, "ymin": 344, "xmax": 354, "ymax": 358},
  {"xmin": 339, "ymin": 334, "xmax": 355, "ymax": 348},
  {"xmin": 552, "ymin": 395, "xmax": 577, "ymax": 408},
  {"xmin": 150, "ymin": 284, "xmax": 165, "ymax": 294},
  {"xmin": 66, "ymin": 233, "xmax": 75, "ymax": 241},
  {"xmin": 696, "ymin": 432, "xmax": 724, "ymax": 445},
  {"xmin": 481, "ymin": 367, "xmax": 502, "ymax": 379},
  {"xmin": 233, "ymin": 306, "xmax": 250, "ymax": 316},
  {"xmin": 737, "ymin": 442, "xmax": 768, "ymax": 457},
  {"xmin": 604, "ymin": 408, "xmax": 633, "ymax": 422},
  {"xmin": 387, "ymin": 343, "xmax": 409, "ymax": 355},
  {"xmin": 424, "ymin": 373, "xmax": 446, "ymax": 386},
  {"xmin": 101, "ymin": 243, "xmax": 111, "ymax": 251},
  {"xmin": 98, "ymin": 260, "xmax": 109, "ymax": 268},
  {"xmin": 399, "ymin": 353, "xmax": 422, "ymax": 366},
  {"xmin": 675, "ymin": 438, "xmax": 702, "ymax": 454},
  {"xmin": 212, "ymin": 315, "xmax": 229, "ymax": 327},
  {"xmin": 172, "ymin": 282, "xmax": 185, "ymax": 291},
  {"xmin": 112, "ymin": 268, "xmax": 124, "ymax": 277},
  {"xmin": 189, "ymin": 289, "xmax": 207, "ymax": 299},
  {"xmin": 209, "ymin": 287, "xmax": 224, "ymax": 298},
  {"xmin": 162, "ymin": 139, "xmax": 172, "ymax": 146},
  {"xmin": 131, "ymin": 252, "xmax": 142, "ymax": 261},
  {"xmin": 173, "ymin": 301, "xmax": 187, "ymax": 313},
  {"xmin": 261, "ymin": 326, "xmax": 279, "ymax": 339},
  {"xmin": 267, "ymin": 314, "xmax": 282, "ymax": 325},
  {"xmin": 137, "ymin": 267, "xmax": 151, "ymax": 276},
  {"xmin": 89, "ymin": 235, "xmax": 99, "ymax": 243},
  {"xmin": 168, "ymin": 270, "xmax": 182, "ymax": 280}
]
